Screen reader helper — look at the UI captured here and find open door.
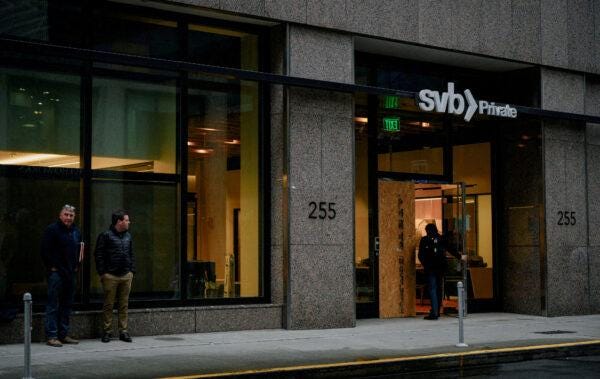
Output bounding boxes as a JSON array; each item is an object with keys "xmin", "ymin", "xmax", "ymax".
[{"xmin": 377, "ymin": 180, "xmax": 417, "ymax": 318}]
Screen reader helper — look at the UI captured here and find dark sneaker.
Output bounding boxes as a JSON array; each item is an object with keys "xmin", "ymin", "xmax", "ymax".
[
  {"xmin": 46, "ymin": 338, "xmax": 63, "ymax": 347},
  {"xmin": 423, "ymin": 315, "xmax": 439, "ymax": 320},
  {"xmin": 101, "ymin": 332, "xmax": 112, "ymax": 343},
  {"xmin": 60, "ymin": 336, "xmax": 79, "ymax": 344},
  {"xmin": 119, "ymin": 332, "xmax": 132, "ymax": 342}
]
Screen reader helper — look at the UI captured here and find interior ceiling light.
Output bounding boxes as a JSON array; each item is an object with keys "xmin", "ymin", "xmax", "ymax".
[
  {"xmin": 517, "ymin": 143, "xmax": 526, "ymax": 148},
  {"xmin": 354, "ymin": 117, "xmax": 368, "ymax": 123},
  {"xmin": 224, "ymin": 139, "xmax": 240, "ymax": 145},
  {"xmin": 198, "ymin": 127, "xmax": 220, "ymax": 132},
  {"xmin": 187, "ymin": 141, "xmax": 196, "ymax": 146},
  {"xmin": 521, "ymin": 135, "xmax": 530, "ymax": 140},
  {"xmin": 194, "ymin": 148, "xmax": 214, "ymax": 154},
  {"xmin": 421, "ymin": 122, "xmax": 431, "ymax": 128}
]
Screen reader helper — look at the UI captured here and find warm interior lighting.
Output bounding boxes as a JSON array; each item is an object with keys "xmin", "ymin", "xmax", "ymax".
[
  {"xmin": 421, "ymin": 122, "xmax": 431, "ymax": 128},
  {"xmin": 0, "ymin": 153, "xmax": 66, "ymax": 165},
  {"xmin": 48, "ymin": 161, "xmax": 80, "ymax": 167},
  {"xmin": 194, "ymin": 148, "xmax": 214, "ymax": 154},
  {"xmin": 521, "ymin": 135, "xmax": 530, "ymax": 140},
  {"xmin": 354, "ymin": 117, "xmax": 368, "ymax": 123},
  {"xmin": 517, "ymin": 143, "xmax": 526, "ymax": 148},
  {"xmin": 187, "ymin": 141, "xmax": 196, "ymax": 146},
  {"xmin": 198, "ymin": 127, "xmax": 220, "ymax": 132},
  {"xmin": 224, "ymin": 139, "xmax": 240, "ymax": 145}
]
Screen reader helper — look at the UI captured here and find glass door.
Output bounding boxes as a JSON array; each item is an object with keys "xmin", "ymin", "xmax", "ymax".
[{"xmin": 441, "ymin": 183, "xmax": 468, "ymax": 314}]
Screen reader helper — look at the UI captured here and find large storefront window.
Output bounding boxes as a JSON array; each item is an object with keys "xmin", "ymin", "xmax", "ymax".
[
  {"xmin": 0, "ymin": 68, "xmax": 80, "ymax": 168},
  {"xmin": 186, "ymin": 78, "xmax": 260, "ymax": 299},
  {"xmin": 0, "ymin": 1, "xmax": 266, "ymax": 310}
]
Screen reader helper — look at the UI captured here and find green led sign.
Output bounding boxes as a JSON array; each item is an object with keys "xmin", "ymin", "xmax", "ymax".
[
  {"xmin": 382, "ymin": 117, "xmax": 400, "ymax": 132},
  {"xmin": 384, "ymin": 96, "xmax": 399, "ymax": 109}
]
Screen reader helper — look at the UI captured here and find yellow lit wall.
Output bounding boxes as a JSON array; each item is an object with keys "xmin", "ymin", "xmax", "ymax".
[
  {"xmin": 355, "ymin": 135, "xmax": 369, "ymax": 263},
  {"xmin": 477, "ymin": 194, "xmax": 493, "ymax": 268},
  {"xmin": 453, "ymin": 143, "xmax": 491, "ymax": 194}
]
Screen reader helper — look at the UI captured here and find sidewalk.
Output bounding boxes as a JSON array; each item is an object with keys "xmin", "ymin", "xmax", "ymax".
[{"xmin": 1, "ymin": 313, "xmax": 599, "ymax": 378}]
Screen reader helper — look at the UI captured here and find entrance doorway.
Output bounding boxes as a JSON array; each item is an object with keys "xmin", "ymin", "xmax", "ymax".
[{"xmin": 375, "ymin": 180, "xmax": 468, "ymax": 318}]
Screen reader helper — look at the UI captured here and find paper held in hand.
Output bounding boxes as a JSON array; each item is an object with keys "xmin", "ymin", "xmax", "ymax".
[{"xmin": 79, "ymin": 242, "xmax": 85, "ymax": 263}]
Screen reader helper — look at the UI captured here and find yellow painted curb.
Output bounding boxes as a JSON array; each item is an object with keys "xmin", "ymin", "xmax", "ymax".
[{"xmin": 161, "ymin": 339, "xmax": 600, "ymax": 379}]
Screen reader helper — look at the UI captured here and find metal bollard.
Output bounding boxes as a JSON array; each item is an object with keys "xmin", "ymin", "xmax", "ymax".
[
  {"xmin": 456, "ymin": 282, "xmax": 468, "ymax": 347},
  {"xmin": 23, "ymin": 293, "xmax": 33, "ymax": 379}
]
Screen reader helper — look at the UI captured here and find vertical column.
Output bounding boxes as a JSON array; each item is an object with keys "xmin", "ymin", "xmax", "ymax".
[
  {"xmin": 285, "ymin": 25, "xmax": 355, "ymax": 329},
  {"xmin": 585, "ymin": 75, "xmax": 600, "ymax": 313},
  {"xmin": 541, "ymin": 68, "xmax": 590, "ymax": 315}
]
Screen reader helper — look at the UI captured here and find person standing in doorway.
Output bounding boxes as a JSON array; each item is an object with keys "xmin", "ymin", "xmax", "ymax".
[
  {"xmin": 418, "ymin": 223, "xmax": 463, "ymax": 320},
  {"xmin": 41, "ymin": 204, "xmax": 83, "ymax": 347},
  {"xmin": 94, "ymin": 210, "xmax": 135, "ymax": 343}
]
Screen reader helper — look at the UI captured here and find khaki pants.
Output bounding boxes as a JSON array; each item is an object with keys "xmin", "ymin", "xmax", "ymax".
[{"xmin": 101, "ymin": 272, "xmax": 133, "ymax": 333}]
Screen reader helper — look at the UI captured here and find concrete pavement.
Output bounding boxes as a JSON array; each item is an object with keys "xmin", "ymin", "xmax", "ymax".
[{"xmin": 1, "ymin": 313, "xmax": 599, "ymax": 378}]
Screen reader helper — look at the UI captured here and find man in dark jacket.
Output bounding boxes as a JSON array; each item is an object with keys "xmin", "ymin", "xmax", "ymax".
[
  {"xmin": 41, "ymin": 204, "xmax": 83, "ymax": 347},
  {"xmin": 418, "ymin": 223, "xmax": 463, "ymax": 320},
  {"xmin": 94, "ymin": 210, "xmax": 135, "ymax": 343}
]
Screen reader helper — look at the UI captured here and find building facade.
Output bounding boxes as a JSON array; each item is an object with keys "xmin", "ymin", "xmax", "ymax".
[{"xmin": 0, "ymin": 0, "xmax": 599, "ymax": 343}]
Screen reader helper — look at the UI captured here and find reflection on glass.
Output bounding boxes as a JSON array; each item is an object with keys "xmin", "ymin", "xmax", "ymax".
[
  {"xmin": 0, "ymin": 68, "xmax": 81, "ymax": 168},
  {"xmin": 0, "ymin": 0, "xmax": 82, "ymax": 46},
  {"xmin": 186, "ymin": 78, "xmax": 260, "ymax": 299},
  {"xmin": 0, "ymin": 177, "xmax": 80, "ymax": 305},
  {"xmin": 93, "ymin": 12, "xmax": 178, "ymax": 59},
  {"xmin": 89, "ymin": 180, "xmax": 179, "ymax": 300},
  {"xmin": 91, "ymin": 78, "xmax": 176, "ymax": 173},
  {"xmin": 188, "ymin": 24, "xmax": 258, "ymax": 70},
  {"xmin": 376, "ymin": 96, "xmax": 445, "ymax": 175}
]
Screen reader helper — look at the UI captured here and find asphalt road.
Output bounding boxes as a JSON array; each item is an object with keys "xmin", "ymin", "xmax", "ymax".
[{"xmin": 369, "ymin": 354, "xmax": 600, "ymax": 378}]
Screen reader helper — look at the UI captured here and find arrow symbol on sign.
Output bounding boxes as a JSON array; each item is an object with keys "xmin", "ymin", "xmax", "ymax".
[{"xmin": 464, "ymin": 89, "xmax": 477, "ymax": 122}]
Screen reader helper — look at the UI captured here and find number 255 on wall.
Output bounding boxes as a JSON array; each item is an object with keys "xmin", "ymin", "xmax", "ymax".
[
  {"xmin": 308, "ymin": 202, "xmax": 336, "ymax": 219},
  {"xmin": 557, "ymin": 211, "xmax": 576, "ymax": 226}
]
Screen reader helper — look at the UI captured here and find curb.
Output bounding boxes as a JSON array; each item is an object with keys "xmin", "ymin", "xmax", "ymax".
[{"xmin": 162, "ymin": 340, "xmax": 600, "ymax": 378}]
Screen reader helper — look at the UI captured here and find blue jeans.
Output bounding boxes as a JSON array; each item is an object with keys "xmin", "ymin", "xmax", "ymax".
[
  {"xmin": 44, "ymin": 272, "xmax": 76, "ymax": 339},
  {"xmin": 427, "ymin": 272, "xmax": 443, "ymax": 317}
]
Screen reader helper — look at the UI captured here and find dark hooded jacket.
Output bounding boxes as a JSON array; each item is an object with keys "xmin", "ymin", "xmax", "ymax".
[
  {"xmin": 94, "ymin": 226, "xmax": 135, "ymax": 276},
  {"xmin": 40, "ymin": 220, "xmax": 82, "ymax": 279},
  {"xmin": 418, "ymin": 233, "xmax": 460, "ymax": 274}
]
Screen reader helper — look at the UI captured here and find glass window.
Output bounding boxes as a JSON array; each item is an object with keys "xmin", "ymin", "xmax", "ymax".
[
  {"xmin": 92, "ymin": 77, "xmax": 176, "ymax": 173},
  {"xmin": 376, "ymin": 96, "xmax": 445, "ymax": 175},
  {"xmin": 188, "ymin": 24, "xmax": 258, "ymax": 70},
  {"xmin": 0, "ymin": 176, "xmax": 81, "ymax": 306},
  {"xmin": 89, "ymin": 180, "xmax": 179, "ymax": 300},
  {"xmin": 0, "ymin": 0, "xmax": 83, "ymax": 46},
  {"xmin": 93, "ymin": 11, "xmax": 178, "ymax": 59},
  {"xmin": 186, "ymin": 77, "xmax": 260, "ymax": 299},
  {"xmin": 0, "ymin": 68, "xmax": 80, "ymax": 168}
]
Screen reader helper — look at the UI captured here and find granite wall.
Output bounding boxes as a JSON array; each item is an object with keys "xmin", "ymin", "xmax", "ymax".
[
  {"xmin": 0, "ymin": 305, "xmax": 283, "ymax": 344},
  {"xmin": 172, "ymin": 0, "xmax": 600, "ymax": 76},
  {"xmin": 283, "ymin": 25, "xmax": 355, "ymax": 329},
  {"xmin": 542, "ymin": 68, "xmax": 595, "ymax": 316}
]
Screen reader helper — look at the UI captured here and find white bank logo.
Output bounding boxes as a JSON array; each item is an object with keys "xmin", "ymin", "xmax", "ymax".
[{"xmin": 417, "ymin": 82, "xmax": 517, "ymax": 122}]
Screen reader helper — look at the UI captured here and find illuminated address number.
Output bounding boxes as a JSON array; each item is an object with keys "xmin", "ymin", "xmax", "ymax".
[
  {"xmin": 308, "ymin": 202, "xmax": 336, "ymax": 220},
  {"xmin": 557, "ymin": 211, "xmax": 576, "ymax": 226}
]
